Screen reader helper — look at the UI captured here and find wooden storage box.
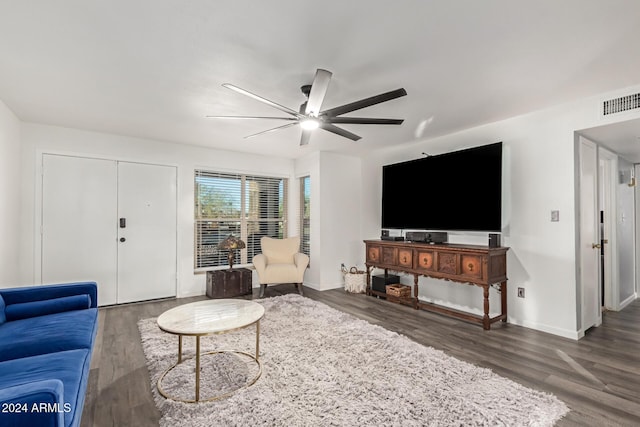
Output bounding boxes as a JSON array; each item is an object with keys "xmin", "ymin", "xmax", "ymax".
[
  {"xmin": 385, "ymin": 284, "xmax": 411, "ymax": 298},
  {"xmin": 206, "ymin": 268, "xmax": 252, "ymax": 298}
]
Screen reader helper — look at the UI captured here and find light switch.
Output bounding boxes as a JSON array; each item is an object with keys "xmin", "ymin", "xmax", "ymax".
[{"xmin": 551, "ymin": 210, "xmax": 560, "ymax": 222}]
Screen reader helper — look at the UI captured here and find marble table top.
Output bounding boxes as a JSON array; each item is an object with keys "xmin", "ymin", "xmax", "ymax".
[{"xmin": 157, "ymin": 299, "xmax": 265, "ymax": 335}]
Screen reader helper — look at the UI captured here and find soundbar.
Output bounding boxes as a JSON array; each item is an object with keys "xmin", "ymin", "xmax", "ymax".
[{"xmin": 405, "ymin": 231, "xmax": 448, "ymax": 244}]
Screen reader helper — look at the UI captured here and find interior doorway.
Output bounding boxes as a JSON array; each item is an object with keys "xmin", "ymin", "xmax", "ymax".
[{"xmin": 598, "ymin": 147, "xmax": 617, "ymax": 311}]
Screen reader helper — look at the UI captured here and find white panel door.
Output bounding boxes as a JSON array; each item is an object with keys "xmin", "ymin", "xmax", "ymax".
[
  {"xmin": 42, "ymin": 155, "xmax": 118, "ymax": 305},
  {"xmin": 116, "ymin": 162, "xmax": 177, "ymax": 303},
  {"xmin": 579, "ymin": 136, "xmax": 602, "ymax": 332}
]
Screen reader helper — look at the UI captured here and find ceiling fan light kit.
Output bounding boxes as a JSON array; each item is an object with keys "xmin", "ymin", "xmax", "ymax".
[{"xmin": 207, "ymin": 69, "xmax": 407, "ymax": 145}]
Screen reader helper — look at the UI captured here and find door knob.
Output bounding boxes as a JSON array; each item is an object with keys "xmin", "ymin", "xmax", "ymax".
[
  {"xmin": 120, "ymin": 237, "xmax": 126, "ymax": 242},
  {"xmin": 592, "ymin": 243, "xmax": 601, "ymax": 249}
]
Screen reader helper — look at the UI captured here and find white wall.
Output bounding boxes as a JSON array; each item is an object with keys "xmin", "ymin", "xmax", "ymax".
[
  {"xmin": 362, "ymin": 84, "xmax": 640, "ymax": 339},
  {"xmin": 295, "ymin": 151, "xmax": 363, "ymax": 290},
  {"xmin": 18, "ymin": 123, "xmax": 295, "ymax": 297},
  {"xmin": 0, "ymin": 100, "xmax": 22, "ymax": 286}
]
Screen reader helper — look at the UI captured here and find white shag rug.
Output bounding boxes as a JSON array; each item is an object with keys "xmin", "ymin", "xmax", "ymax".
[{"xmin": 138, "ymin": 294, "xmax": 569, "ymax": 426}]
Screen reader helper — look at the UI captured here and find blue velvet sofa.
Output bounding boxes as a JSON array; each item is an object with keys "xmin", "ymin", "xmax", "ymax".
[{"xmin": 0, "ymin": 282, "xmax": 98, "ymax": 427}]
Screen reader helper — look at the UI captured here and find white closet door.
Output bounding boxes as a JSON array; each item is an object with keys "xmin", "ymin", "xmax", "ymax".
[
  {"xmin": 116, "ymin": 162, "xmax": 177, "ymax": 303},
  {"xmin": 42, "ymin": 155, "xmax": 118, "ymax": 305}
]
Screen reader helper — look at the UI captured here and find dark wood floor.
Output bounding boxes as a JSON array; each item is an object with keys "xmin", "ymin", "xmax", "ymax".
[{"xmin": 81, "ymin": 285, "xmax": 640, "ymax": 427}]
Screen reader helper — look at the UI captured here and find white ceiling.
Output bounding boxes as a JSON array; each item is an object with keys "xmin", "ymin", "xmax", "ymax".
[{"xmin": 1, "ymin": 0, "xmax": 640, "ymax": 159}]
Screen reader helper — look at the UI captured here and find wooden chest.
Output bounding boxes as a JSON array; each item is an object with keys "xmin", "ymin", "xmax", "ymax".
[{"xmin": 206, "ymin": 268, "xmax": 252, "ymax": 298}]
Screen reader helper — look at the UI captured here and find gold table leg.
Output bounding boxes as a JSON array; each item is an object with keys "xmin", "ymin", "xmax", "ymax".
[
  {"xmin": 157, "ymin": 321, "xmax": 263, "ymax": 403},
  {"xmin": 195, "ymin": 336, "xmax": 201, "ymax": 401},
  {"xmin": 256, "ymin": 320, "xmax": 260, "ymax": 360}
]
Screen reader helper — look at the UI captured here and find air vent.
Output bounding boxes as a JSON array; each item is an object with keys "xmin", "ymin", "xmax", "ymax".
[{"xmin": 602, "ymin": 93, "xmax": 640, "ymax": 116}]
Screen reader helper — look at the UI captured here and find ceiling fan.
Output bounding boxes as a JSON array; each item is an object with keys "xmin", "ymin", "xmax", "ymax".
[{"xmin": 206, "ymin": 69, "xmax": 407, "ymax": 146}]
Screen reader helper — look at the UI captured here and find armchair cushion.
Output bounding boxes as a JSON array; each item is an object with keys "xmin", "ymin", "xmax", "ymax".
[
  {"xmin": 5, "ymin": 294, "xmax": 91, "ymax": 322},
  {"xmin": 261, "ymin": 236, "xmax": 300, "ymax": 264}
]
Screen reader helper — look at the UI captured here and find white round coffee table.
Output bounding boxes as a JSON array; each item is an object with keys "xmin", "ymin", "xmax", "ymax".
[{"xmin": 156, "ymin": 299, "xmax": 265, "ymax": 403}]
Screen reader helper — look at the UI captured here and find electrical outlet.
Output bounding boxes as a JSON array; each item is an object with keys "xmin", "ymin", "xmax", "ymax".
[{"xmin": 517, "ymin": 287, "xmax": 525, "ymax": 298}]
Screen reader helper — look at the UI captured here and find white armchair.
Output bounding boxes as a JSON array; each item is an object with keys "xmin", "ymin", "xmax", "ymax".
[{"xmin": 252, "ymin": 236, "xmax": 309, "ymax": 298}]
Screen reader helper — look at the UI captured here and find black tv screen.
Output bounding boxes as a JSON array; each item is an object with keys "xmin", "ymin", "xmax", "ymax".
[{"xmin": 381, "ymin": 142, "xmax": 502, "ymax": 232}]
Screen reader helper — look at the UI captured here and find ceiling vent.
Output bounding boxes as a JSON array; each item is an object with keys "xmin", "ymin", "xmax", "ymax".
[{"xmin": 602, "ymin": 93, "xmax": 640, "ymax": 116}]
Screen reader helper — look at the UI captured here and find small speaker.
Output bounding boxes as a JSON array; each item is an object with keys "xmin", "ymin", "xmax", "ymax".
[
  {"xmin": 381, "ymin": 229, "xmax": 389, "ymax": 237},
  {"xmin": 489, "ymin": 233, "xmax": 501, "ymax": 248}
]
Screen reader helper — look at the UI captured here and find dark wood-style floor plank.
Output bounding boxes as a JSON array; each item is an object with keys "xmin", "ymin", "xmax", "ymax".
[{"xmin": 81, "ymin": 286, "xmax": 640, "ymax": 426}]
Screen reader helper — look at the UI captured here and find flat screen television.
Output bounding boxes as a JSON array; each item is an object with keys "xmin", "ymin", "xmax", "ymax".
[{"xmin": 381, "ymin": 142, "xmax": 502, "ymax": 232}]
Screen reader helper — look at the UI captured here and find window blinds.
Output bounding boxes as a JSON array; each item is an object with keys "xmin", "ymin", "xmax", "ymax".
[{"xmin": 195, "ymin": 170, "xmax": 287, "ymax": 269}]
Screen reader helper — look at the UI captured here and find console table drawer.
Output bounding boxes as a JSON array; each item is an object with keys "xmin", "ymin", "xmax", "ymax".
[
  {"xmin": 381, "ymin": 247, "xmax": 397, "ymax": 265},
  {"xmin": 437, "ymin": 252, "xmax": 458, "ymax": 275},
  {"xmin": 398, "ymin": 248, "xmax": 413, "ymax": 268},
  {"xmin": 367, "ymin": 245, "xmax": 381, "ymax": 263},
  {"xmin": 416, "ymin": 250, "xmax": 435, "ymax": 271},
  {"xmin": 460, "ymin": 254, "xmax": 483, "ymax": 279}
]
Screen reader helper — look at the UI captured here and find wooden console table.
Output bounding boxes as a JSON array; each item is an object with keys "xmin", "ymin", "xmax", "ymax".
[{"xmin": 364, "ymin": 240, "xmax": 508, "ymax": 330}]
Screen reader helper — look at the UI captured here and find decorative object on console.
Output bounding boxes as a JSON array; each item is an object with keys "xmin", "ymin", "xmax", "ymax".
[
  {"xmin": 489, "ymin": 233, "xmax": 501, "ymax": 248},
  {"xmin": 218, "ymin": 235, "xmax": 246, "ymax": 271}
]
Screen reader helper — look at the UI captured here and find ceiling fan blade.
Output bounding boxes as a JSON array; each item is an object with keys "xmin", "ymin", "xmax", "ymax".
[
  {"xmin": 305, "ymin": 69, "xmax": 332, "ymax": 117},
  {"xmin": 300, "ymin": 129, "xmax": 311, "ymax": 146},
  {"xmin": 327, "ymin": 117, "xmax": 404, "ymax": 125},
  {"xmin": 319, "ymin": 123, "xmax": 361, "ymax": 141},
  {"xmin": 244, "ymin": 122, "xmax": 299, "ymax": 139},
  {"xmin": 222, "ymin": 83, "xmax": 302, "ymax": 118},
  {"xmin": 321, "ymin": 88, "xmax": 407, "ymax": 117},
  {"xmin": 205, "ymin": 115, "xmax": 297, "ymax": 121}
]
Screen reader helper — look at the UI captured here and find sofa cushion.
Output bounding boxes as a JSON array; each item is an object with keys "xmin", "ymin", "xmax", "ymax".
[
  {"xmin": 0, "ymin": 308, "xmax": 98, "ymax": 362},
  {"xmin": 0, "ymin": 349, "xmax": 91, "ymax": 427},
  {"xmin": 5, "ymin": 294, "xmax": 91, "ymax": 322},
  {"xmin": 0, "ymin": 294, "xmax": 5, "ymax": 326}
]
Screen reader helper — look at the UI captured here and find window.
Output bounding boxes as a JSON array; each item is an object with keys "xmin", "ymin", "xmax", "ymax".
[
  {"xmin": 299, "ymin": 176, "xmax": 310, "ymax": 258},
  {"xmin": 195, "ymin": 170, "xmax": 288, "ymax": 269}
]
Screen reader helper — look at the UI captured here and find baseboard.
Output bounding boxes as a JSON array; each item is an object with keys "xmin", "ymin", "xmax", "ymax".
[
  {"xmin": 303, "ymin": 281, "xmax": 343, "ymax": 292},
  {"xmin": 508, "ymin": 318, "xmax": 580, "ymax": 340},
  {"xmin": 177, "ymin": 290, "xmax": 205, "ymax": 298},
  {"xmin": 619, "ymin": 293, "xmax": 637, "ymax": 310}
]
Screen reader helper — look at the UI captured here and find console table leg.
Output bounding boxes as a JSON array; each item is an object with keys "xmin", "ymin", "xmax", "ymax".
[
  {"xmin": 365, "ymin": 266, "xmax": 371, "ymax": 296},
  {"xmin": 482, "ymin": 286, "xmax": 490, "ymax": 330},
  {"xmin": 501, "ymin": 281, "xmax": 507, "ymax": 322},
  {"xmin": 413, "ymin": 274, "xmax": 419, "ymax": 309}
]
